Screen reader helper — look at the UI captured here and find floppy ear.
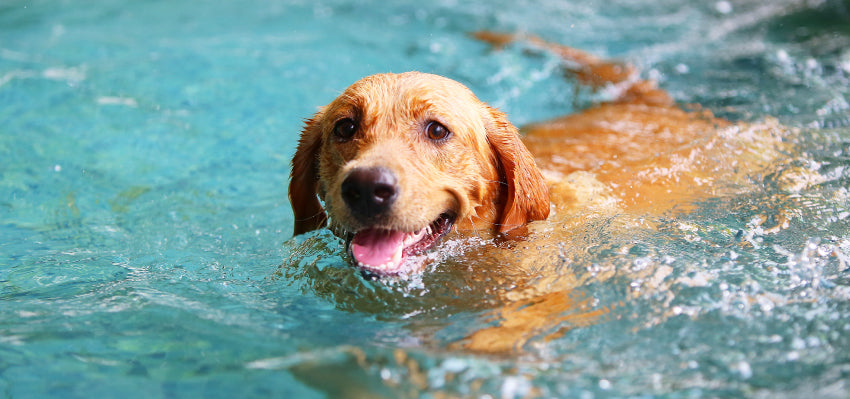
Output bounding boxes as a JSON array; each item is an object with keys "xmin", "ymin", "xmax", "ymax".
[
  {"xmin": 484, "ymin": 106, "xmax": 550, "ymax": 233},
  {"xmin": 289, "ymin": 113, "xmax": 328, "ymax": 235}
]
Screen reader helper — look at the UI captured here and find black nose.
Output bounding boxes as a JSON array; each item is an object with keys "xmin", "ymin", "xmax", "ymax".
[{"xmin": 341, "ymin": 167, "xmax": 398, "ymax": 219}]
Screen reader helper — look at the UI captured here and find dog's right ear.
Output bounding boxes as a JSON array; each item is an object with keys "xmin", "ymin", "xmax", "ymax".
[{"xmin": 289, "ymin": 112, "xmax": 327, "ymax": 235}]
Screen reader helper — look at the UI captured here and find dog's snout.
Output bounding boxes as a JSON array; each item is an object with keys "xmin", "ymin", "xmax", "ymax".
[{"xmin": 341, "ymin": 167, "xmax": 398, "ymax": 218}]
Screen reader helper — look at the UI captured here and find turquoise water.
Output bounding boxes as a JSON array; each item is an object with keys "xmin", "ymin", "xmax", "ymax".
[{"xmin": 2, "ymin": 0, "xmax": 850, "ymax": 397}]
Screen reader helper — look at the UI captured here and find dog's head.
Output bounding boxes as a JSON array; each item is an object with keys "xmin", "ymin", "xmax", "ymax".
[{"xmin": 289, "ymin": 72, "xmax": 549, "ymax": 275}]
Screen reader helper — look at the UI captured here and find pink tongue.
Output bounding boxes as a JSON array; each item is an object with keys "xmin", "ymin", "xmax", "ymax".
[{"xmin": 350, "ymin": 229, "xmax": 406, "ymax": 268}]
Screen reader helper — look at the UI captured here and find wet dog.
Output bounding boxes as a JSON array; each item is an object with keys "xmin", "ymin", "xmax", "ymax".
[{"xmin": 288, "ymin": 32, "xmax": 787, "ymax": 279}]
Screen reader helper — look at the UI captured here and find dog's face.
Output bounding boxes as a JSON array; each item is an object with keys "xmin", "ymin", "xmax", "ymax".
[{"xmin": 289, "ymin": 72, "xmax": 549, "ymax": 275}]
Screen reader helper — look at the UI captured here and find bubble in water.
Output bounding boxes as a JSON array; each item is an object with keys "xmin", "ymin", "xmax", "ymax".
[
  {"xmin": 733, "ymin": 361, "xmax": 753, "ymax": 379},
  {"xmin": 715, "ymin": 1, "xmax": 733, "ymax": 14}
]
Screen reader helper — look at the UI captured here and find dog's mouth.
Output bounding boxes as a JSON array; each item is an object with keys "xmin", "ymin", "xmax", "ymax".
[{"xmin": 345, "ymin": 213, "xmax": 455, "ymax": 276}]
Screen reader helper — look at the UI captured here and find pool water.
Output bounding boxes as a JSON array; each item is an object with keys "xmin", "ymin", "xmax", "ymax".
[{"xmin": 2, "ymin": 0, "xmax": 850, "ymax": 397}]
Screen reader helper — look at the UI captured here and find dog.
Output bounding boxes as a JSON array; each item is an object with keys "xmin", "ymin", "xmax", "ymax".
[
  {"xmin": 287, "ymin": 32, "xmax": 792, "ymax": 352},
  {"xmin": 288, "ymin": 70, "xmax": 549, "ymax": 275},
  {"xmin": 289, "ymin": 31, "xmax": 788, "ymax": 273}
]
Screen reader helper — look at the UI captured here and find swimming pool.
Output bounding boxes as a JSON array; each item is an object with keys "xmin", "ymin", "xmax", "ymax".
[{"xmin": 2, "ymin": 0, "xmax": 849, "ymax": 397}]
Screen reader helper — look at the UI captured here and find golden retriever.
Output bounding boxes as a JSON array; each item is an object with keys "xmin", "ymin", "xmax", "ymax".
[
  {"xmin": 285, "ymin": 32, "xmax": 798, "ymax": 353},
  {"xmin": 288, "ymin": 32, "xmax": 788, "ymax": 278}
]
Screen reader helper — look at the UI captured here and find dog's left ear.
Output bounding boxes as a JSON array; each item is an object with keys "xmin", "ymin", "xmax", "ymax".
[
  {"xmin": 483, "ymin": 105, "xmax": 550, "ymax": 233},
  {"xmin": 289, "ymin": 112, "xmax": 328, "ymax": 236}
]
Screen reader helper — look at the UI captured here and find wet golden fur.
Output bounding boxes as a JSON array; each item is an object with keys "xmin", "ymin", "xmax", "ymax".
[
  {"xmin": 290, "ymin": 32, "xmax": 785, "ymax": 244},
  {"xmin": 288, "ymin": 32, "xmax": 791, "ymax": 353}
]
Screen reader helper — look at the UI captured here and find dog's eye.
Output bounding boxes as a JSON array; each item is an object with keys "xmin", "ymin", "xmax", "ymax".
[
  {"xmin": 333, "ymin": 118, "xmax": 357, "ymax": 140},
  {"xmin": 425, "ymin": 121, "xmax": 451, "ymax": 141}
]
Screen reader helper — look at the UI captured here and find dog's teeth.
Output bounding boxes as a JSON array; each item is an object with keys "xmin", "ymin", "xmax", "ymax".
[{"xmin": 358, "ymin": 260, "xmax": 394, "ymax": 272}]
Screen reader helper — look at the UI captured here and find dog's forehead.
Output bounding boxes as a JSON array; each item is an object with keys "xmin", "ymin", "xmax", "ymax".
[{"xmin": 341, "ymin": 72, "xmax": 483, "ymax": 121}]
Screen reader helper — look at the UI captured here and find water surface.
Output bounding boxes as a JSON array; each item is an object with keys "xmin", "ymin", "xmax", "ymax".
[{"xmin": 2, "ymin": 0, "xmax": 849, "ymax": 397}]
